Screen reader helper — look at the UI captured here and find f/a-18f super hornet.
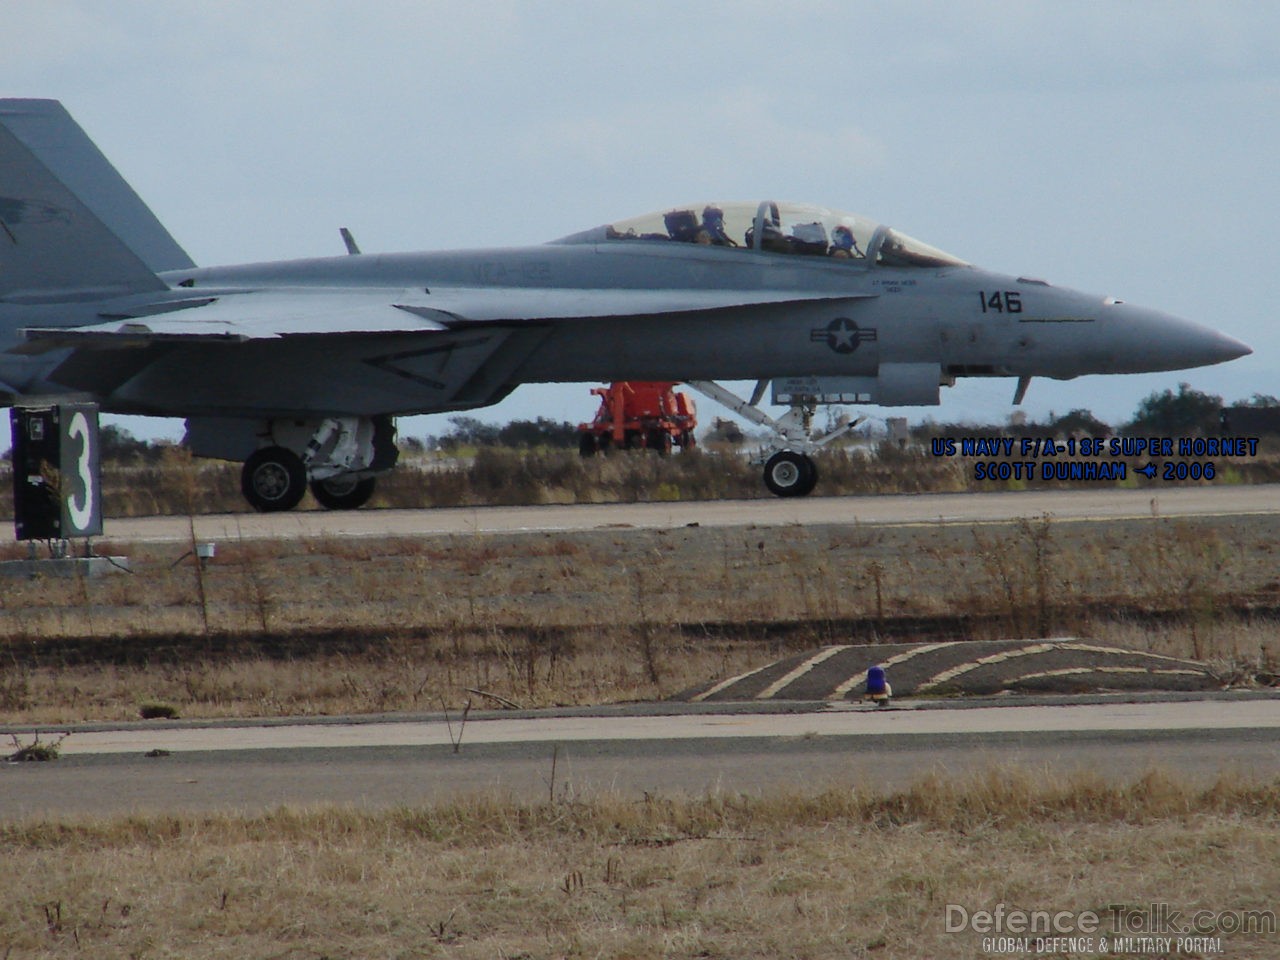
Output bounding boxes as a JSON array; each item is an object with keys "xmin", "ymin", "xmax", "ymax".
[{"xmin": 0, "ymin": 100, "xmax": 1252, "ymax": 510}]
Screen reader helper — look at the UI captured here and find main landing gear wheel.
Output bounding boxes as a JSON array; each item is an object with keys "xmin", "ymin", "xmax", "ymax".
[
  {"xmin": 310, "ymin": 475, "xmax": 377, "ymax": 510},
  {"xmin": 241, "ymin": 446, "xmax": 307, "ymax": 512},
  {"xmin": 763, "ymin": 450, "xmax": 818, "ymax": 497}
]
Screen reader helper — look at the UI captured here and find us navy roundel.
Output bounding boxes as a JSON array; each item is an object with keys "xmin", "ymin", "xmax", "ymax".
[{"xmin": 810, "ymin": 317, "xmax": 877, "ymax": 354}]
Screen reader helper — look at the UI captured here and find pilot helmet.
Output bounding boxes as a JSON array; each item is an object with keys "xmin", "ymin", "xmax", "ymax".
[
  {"xmin": 702, "ymin": 205, "xmax": 725, "ymax": 225},
  {"xmin": 832, "ymin": 225, "xmax": 855, "ymax": 249}
]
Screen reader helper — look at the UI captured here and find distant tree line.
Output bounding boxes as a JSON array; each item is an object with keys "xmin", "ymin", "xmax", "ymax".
[
  {"xmin": 0, "ymin": 423, "xmax": 177, "ymax": 465},
  {"xmin": 427, "ymin": 416, "xmax": 580, "ymax": 451}
]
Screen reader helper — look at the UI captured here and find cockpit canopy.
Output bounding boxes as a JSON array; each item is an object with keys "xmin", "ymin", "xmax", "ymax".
[{"xmin": 555, "ymin": 201, "xmax": 967, "ymax": 268}]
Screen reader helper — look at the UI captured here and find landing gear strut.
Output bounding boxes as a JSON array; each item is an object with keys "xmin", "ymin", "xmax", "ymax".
[{"xmin": 684, "ymin": 379, "xmax": 860, "ymax": 499}]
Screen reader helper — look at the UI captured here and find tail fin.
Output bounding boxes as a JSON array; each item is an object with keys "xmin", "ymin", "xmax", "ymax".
[{"xmin": 0, "ymin": 99, "xmax": 193, "ymax": 301}]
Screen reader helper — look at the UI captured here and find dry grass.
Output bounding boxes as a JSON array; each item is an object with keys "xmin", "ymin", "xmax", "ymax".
[
  {"xmin": 1, "ymin": 514, "xmax": 1278, "ymax": 723},
  {"xmin": 1, "ymin": 768, "xmax": 1277, "ymax": 958}
]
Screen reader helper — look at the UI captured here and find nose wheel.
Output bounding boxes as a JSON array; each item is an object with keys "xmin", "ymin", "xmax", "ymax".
[{"xmin": 763, "ymin": 450, "xmax": 818, "ymax": 497}]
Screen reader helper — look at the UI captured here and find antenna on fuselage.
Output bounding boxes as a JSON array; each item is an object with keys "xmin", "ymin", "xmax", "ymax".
[
  {"xmin": 339, "ymin": 227, "xmax": 361, "ymax": 255},
  {"xmin": 1013, "ymin": 376, "xmax": 1032, "ymax": 405}
]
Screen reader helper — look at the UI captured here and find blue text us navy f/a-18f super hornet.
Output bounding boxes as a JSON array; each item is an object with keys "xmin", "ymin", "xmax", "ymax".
[{"xmin": 0, "ymin": 100, "xmax": 1251, "ymax": 511}]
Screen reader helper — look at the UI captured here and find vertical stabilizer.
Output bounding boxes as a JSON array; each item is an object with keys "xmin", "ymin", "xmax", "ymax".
[{"xmin": 0, "ymin": 99, "xmax": 190, "ymax": 300}]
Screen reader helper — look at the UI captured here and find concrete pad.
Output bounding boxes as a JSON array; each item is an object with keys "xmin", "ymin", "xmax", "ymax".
[{"xmin": 0, "ymin": 556, "xmax": 131, "ymax": 578}]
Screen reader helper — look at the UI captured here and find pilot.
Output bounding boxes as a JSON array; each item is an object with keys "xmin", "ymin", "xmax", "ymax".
[
  {"xmin": 696, "ymin": 206, "xmax": 737, "ymax": 246},
  {"xmin": 829, "ymin": 225, "xmax": 863, "ymax": 258}
]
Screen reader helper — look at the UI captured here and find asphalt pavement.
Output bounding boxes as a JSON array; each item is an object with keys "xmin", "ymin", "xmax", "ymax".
[
  {"xmin": 4, "ymin": 695, "xmax": 1277, "ymax": 818},
  {"xmin": 60, "ymin": 483, "xmax": 1280, "ymax": 544}
]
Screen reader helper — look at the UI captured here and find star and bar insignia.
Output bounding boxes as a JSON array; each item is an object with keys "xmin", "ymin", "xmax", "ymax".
[{"xmin": 810, "ymin": 317, "xmax": 877, "ymax": 354}]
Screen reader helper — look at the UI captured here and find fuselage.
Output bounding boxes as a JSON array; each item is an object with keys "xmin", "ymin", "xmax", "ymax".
[{"xmin": 0, "ymin": 212, "xmax": 1249, "ymax": 419}]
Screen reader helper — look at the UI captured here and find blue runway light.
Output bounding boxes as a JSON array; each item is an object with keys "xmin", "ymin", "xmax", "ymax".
[
  {"xmin": 866, "ymin": 665, "xmax": 886, "ymax": 694},
  {"xmin": 866, "ymin": 665, "xmax": 892, "ymax": 706}
]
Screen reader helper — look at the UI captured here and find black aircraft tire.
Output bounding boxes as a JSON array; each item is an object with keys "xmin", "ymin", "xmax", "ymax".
[
  {"xmin": 763, "ymin": 451, "xmax": 816, "ymax": 498},
  {"xmin": 310, "ymin": 475, "xmax": 377, "ymax": 510},
  {"xmin": 242, "ymin": 447, "xmax": 308, "ymax": 512},
  {"xmin": 796, "ymin": 456, "xmax": 819, "ymax": 496}
]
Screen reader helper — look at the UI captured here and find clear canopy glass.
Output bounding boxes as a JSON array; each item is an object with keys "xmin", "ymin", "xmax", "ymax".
[{"xmin": 560, "ymin": 201, "xmax": 967, "ymax": 268}]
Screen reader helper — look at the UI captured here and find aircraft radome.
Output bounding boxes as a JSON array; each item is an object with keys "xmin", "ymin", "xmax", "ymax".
[{"xmin": 0, "ymin": 100, "xmax": 1251, "ymax": 511}]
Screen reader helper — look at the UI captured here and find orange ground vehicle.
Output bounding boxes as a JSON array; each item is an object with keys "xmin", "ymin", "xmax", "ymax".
[{"xmin": 577, "ymin": 381, "xmax": 697, "ymax": 455}]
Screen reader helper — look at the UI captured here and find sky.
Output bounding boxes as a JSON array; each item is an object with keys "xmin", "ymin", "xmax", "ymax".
[{"xmin": 5, "ymin": 1, "xmax": 1277, "ymax": 443}]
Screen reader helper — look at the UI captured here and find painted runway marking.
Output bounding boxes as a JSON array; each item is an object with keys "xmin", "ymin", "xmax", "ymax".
[
  {"xmin": 690, "ymin": 661, "xmax": 776, "ymax": 703},
  {"xmin": 756, "ymin": 645, "xmax": 851, "ymax": 700},
  {"xmin": 915, "ymin": 642, "xmax": 1061, "ymax": 693},
  {"xmin": 1060, "ymin": 641, "xmax": 1201, "ymax": 665}
]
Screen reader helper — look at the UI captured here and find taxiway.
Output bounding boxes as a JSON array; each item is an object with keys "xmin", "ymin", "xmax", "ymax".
[
  {"xmin": 4, "ymin": 697, "xmax": 1277, "ymax": 818},
  {"xmin": 75, "ymin": 483, "xmax": 1280, "ymax": 543}
]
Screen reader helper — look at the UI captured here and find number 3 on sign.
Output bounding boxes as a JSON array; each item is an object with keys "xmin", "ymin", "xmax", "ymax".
[
  {"xmin": 67, "ymin": 411, "xmax": 94, "ymax": 532},
  {"xmin": 979, "ymin": 290, "xmax": 1022, "ymax": 313}
]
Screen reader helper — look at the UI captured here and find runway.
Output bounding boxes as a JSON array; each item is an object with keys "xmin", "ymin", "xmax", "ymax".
[
  {"xmin": 4, "ymin": 696, "xmax": 1278, "ymax": 818},
  {"xmin": 78, "ymin": 483, "xmax": 1280, "ymax": 543}
]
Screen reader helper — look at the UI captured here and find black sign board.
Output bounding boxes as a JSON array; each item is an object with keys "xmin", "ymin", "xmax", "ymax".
[{"xmin": 10, "ymin": 403, "xmax": 103, "ymax": 540}]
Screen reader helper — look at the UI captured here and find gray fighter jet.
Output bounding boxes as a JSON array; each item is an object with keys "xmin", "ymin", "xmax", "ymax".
[{"xmin": 0, "ymin": 100, "xmax": 1251, "ymax": 510}]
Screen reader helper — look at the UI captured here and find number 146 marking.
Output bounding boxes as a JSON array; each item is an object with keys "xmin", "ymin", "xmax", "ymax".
[{"xmin": 979, "ymin": 290, "xmax": 1022, "ymax": 313}]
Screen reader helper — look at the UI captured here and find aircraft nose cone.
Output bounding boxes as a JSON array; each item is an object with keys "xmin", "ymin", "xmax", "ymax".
[
  {"xmin": 1213, "ymin": 331, "xmax": 1253, "ymax": 363},
  {"xmin": 1171, "ymin": 320, "xmax": 1252, "ymax": 368},
  {"xmin": 1119, "ymin": 306, "xmax": 1252, "ymax": 372}
]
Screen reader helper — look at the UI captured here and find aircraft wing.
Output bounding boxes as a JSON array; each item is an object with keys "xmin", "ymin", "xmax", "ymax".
[
  {"xmin": 15, "ymin": 288, "xmax": 451, "ymax": 353},
  {"xmin": 17, "ymin": 285, "xmax": 871, "ymax": 352}
]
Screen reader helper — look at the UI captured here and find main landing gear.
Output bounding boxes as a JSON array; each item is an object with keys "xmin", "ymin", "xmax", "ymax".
[
  {"xmin": 233, "ymin": 415, "xmax": 397, "ymax": 512},
  {"xmin": 240, "ymin": 446, "xmax": 380, "ymax": 513},
  {"xmin": 240, "ymin": 443, "xmax": 382, "ymax": 513},
  {"xmin": 684, "ymin": 380, "xmax": 863, "ymax": 499}
]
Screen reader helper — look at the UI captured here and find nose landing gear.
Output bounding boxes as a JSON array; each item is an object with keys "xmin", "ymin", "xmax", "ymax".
[{"xmin": 684, "ymin": 379, "xmax": 862, "ymax": 498}]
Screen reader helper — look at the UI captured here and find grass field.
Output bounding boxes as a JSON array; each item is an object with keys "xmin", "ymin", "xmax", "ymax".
[{"xmin": 2, "ymin": 769, "xmax": 1277, "ymax": 958}]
